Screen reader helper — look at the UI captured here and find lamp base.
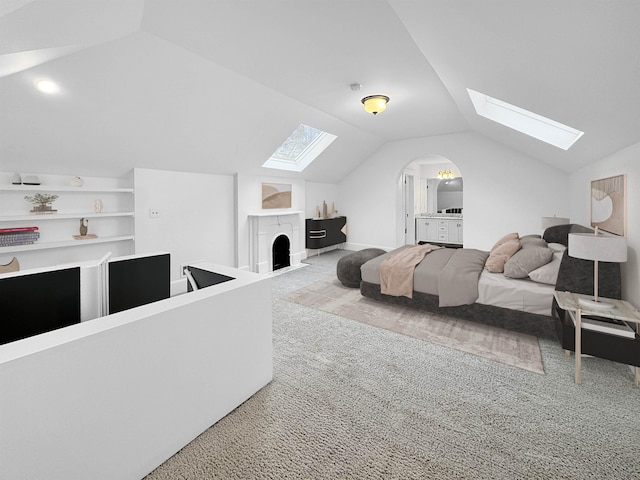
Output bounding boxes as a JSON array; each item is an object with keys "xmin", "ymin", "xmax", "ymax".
[{"xmin": 578, "ymin": 297, "xmax": 615, "ymax": 311}]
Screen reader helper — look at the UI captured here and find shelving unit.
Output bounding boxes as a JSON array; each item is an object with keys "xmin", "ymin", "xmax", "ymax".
[
  {"xmin": 0, "ymin": 236, "xmax": 135, "ymax": 254},
  {"xmin": 0, "ymin": 185, "xmax": 133, "ymax": 193},
  {"xmin": 0, "ymin": 174, "xmax": 135, "ymax": 268}
]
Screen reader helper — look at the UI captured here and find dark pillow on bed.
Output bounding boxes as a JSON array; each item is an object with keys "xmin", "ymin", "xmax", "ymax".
[
  {"xmin": 503, "ymin": 246, "xmax": 553, "ymax": 278},
  {"xmin": 542, "ymin": 224, "xmax": 592, "ymax": 245}
]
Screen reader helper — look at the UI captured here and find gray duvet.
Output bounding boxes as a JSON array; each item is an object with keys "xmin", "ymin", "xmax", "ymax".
[{"xmin": 360, "ymin": 246, "xmax": 489, "ymax": 307}]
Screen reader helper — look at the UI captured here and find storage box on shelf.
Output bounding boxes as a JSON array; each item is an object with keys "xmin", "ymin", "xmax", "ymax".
[{"xmin": 0, "ymin": 173, "xmax": 135, "ymax": 269}]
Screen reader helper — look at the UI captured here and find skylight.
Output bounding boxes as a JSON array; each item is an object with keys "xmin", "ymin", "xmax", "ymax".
[
  {"xmin": 263, "ymin": 124, "xmax": 337, "ymax": 172},
  {"xmin": 467, "ymin": 89, "xmax": 583, "ymax": 150}
]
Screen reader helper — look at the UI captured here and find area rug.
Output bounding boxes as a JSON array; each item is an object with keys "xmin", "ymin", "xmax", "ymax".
[{"xmin": 283, "ymin": 276, "xmax": 544, "ymax": 374}]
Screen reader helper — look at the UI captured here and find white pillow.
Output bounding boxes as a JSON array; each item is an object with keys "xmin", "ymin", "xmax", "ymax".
[
  {"xmin": 547, "ymin": 242, "xmax": 567, "ymax": 253},
  {"xmin": 528, "ymin": 251, "xmax": 563, "ymax": 285}
]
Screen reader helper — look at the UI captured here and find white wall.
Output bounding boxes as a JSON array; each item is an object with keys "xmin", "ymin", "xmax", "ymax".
[
  {"xmin": 235, "ymin": 173, "xmax": 306, "ymax": 271},
  {"xmin": 305, "ymin": 181, "xmax": 339, "ymax": 219},
  {"xmin": 569, "ymin": 141, "xmax": 640, "ymax": 307},
  {"xmin": 134, "ymin": 168, "xmax": 235, "ymax": 280},
  {"xmin": 339, "ymin": 132, "xmax": 571, "ymax": 251}
]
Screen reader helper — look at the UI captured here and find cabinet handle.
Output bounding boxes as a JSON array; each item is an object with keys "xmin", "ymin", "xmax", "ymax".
[{"xmin": 309, "ymin": 230, "xmax": 327, "ymax": 239}]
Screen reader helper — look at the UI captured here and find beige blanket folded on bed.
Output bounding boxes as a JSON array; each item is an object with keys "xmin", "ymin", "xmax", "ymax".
[{"xmin": 380, "ymin": 244, "xmax": 443, "ymax": 298}]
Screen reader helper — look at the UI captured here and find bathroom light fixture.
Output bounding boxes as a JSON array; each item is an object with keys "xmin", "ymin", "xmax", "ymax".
[
  {"xmin": 35, "ymin": 79, "xmax": 59, "ymax": 94},
  {"xmin": 437, "ymin": 169, "xmax": 455, "ymax": 179},
  {"xmin": 361, "ymin": 95, "xmax": 389, "ymax": 115}
]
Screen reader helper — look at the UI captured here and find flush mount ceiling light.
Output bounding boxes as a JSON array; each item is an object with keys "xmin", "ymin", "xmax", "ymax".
[
  {"xmin": 361, "ymin": 95, "xmax": 389, "ymax": 115},
  {"xmin": 467, "ymin": 88, "xmax": 583, "ymax": 150},
  {"xmin": 35, "ymin": 79, "xmax": 60, "ymax": 94}
]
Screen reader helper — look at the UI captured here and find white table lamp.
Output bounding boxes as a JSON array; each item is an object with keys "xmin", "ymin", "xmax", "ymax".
[
  {"xmin": 541, "ymin": 215, "xmax": 570, "ymax": 230},
  {"xmin": 568, "ymin": 228, "xmax": 627, "ymax": 309}
]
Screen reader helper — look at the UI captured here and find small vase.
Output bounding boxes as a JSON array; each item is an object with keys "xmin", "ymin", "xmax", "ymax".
[{"xmin": 79, "ymin": 218, "xmax": 89, "ymax": 236}]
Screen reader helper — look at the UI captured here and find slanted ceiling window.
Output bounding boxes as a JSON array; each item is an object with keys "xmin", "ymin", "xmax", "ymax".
[
  {"xmin": 263, "ymin": 124, "xmax": 337, "ymax": 172},
  {"xmin": 467, "ymin": 89, "xmax": 583, "ymax": 150}
]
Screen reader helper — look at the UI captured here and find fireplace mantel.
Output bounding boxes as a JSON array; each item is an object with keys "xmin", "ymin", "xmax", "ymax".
[{"xmin": 248, "ymin": 211, "xmax": 304, "ymax": 273}]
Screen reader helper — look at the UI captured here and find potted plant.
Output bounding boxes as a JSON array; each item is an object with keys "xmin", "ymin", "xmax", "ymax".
[{"xmin": 25, "ymin": 193, "xmax": 58, "ymax": 214}]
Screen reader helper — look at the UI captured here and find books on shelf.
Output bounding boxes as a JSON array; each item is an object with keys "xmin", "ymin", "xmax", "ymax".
[
  {"xmin": 0, "ymin": 226, "xmax": 40, "ymax": 247},
  {"xmin": 0, "ymin": 226, "xmax": 39, "ymax": 234},
  {"xmin": 579, "ymin": 314, "xmax": 636, "ymax": 339}
]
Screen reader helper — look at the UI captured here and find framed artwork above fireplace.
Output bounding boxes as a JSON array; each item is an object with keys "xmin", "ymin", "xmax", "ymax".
[{"xmin": 262, "ymin": 183, "xmax": 292, "ymax": 209}]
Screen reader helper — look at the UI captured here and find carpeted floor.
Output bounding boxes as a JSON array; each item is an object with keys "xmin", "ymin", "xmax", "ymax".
[
  {"xmin": 283, "ymin": 276, "xmax": 544, "ymax": 374},
  {"xmin": 146, "ymin": 250, "xmax": 640, "ymax": 480}
]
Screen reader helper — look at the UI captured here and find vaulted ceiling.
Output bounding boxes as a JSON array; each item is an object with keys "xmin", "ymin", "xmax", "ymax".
[{"xmin": 1, "ymin": 1, "xmax": 639, "ymax": 183}]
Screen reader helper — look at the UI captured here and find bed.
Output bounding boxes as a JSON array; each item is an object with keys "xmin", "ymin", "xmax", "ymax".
[{"xmin": 359, "ymin": 224, "xmax": 622, "ymax": 338}]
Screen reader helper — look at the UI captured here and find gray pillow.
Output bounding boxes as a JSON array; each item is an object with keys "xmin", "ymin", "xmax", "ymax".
[
  {"xmin": 520, "ymin": 235, "xmax": 548, "ymax": 249},
  {"xmin": 503, "ymin": 246, "xmax": 553, "ymax": 278}
]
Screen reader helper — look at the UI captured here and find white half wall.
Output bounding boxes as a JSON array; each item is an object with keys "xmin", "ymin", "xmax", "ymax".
[
  {"xmin": 339, "ymin": 132, "xmax": 571, "ymax": 251},
  {"xmin": 134, "ymin": 168, "xmax": 235, "ymax": 280},
  {"xmin": 569, "ymin": 141, "xmax": 640, "ymax": 307},
  {"xmin": 0, "ymin": 264, "xmax": 272, "ymax": 480}
]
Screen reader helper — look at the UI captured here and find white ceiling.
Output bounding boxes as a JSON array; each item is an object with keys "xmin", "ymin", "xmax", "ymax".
[{"xmin": 1, "ymin": 0, "xmax": 639, "ymax": 183}]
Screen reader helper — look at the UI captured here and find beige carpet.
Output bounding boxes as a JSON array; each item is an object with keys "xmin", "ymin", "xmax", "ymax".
[{"xmin": 283, "ymin": 277, "xmax": 544, "ymax": 374}]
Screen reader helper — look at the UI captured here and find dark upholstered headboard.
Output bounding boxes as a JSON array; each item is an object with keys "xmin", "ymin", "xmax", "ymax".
[{"xmin": 543, "ymin": 224, "xmax": 622, "ymax": 299}]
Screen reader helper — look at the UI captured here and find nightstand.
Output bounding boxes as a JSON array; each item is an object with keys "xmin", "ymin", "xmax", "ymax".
[{"xmin": 554, "ymin": 291, "xmax": 640, "ymax": 385}]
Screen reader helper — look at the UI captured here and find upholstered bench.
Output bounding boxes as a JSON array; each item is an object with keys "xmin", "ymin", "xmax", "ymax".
[{"xmin": 337, "ymin": 248, "xmax": 386, "ymax": 288}]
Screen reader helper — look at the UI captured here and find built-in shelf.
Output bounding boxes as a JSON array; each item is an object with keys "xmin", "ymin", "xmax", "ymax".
[
  {"xmin": 0, "ymin": 185, "xmax": 133, "ymax": 193},
  {"xmin": 1, "ymin": 174, "xmax": 136, "ymax": 262},
  {"xmin": 0, "ymin": 212, "xmax": 134, "ymax": 222},
  {"xmin": 0, "ymin": 235, "xmax": 135, "ymax": 254}
]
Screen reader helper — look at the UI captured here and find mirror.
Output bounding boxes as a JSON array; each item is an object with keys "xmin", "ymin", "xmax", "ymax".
[{"xmin": 436, "ymin": 177, "xmax": 463, "ymax": 213}]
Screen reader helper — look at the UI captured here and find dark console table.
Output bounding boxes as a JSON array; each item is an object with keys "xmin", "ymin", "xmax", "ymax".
[{"xmin": 306, "ymin": 217, "xmax": 347, "ymax": 249}]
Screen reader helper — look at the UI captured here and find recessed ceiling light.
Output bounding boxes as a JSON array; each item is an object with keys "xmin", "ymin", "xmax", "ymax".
[
  {"xmin": 467, "ymin": 88, "xmax": 583, "ymax": 150},
  {"xmin": 35, "ymin": 79, "xmax": 60, "ymax": 94}
]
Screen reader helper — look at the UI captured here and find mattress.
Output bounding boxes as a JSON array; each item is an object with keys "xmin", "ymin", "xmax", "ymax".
[{"xmin": 476, "ymin": 270, "xmax": 555, "ymax": 316}]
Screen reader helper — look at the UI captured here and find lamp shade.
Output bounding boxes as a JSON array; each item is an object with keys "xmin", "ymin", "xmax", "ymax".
[
  {"xmin": 541, "ymin": 216, "xmax": 570, "ymax": 229},
  {"xmin": 361, "ymin": 95, "xmax": 389, "ymax": 115},
  {"xmin": 568, "ymin": 233, "xmax": 627, "ymax": 262}
]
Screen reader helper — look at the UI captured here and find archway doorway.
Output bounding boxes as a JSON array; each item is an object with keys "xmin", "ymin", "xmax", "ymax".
[{"xmin": 400, "ymin": 156, "xmax": 463, "ymax": 245}]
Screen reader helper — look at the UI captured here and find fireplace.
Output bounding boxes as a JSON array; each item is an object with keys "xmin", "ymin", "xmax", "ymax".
[
  {"xmin": 272, "ymin": 234, "xmax": 291, "ymax": 271},
  {"xmin": 248, "ymin": 212, "xmax": 303, "ymax": 273}
]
